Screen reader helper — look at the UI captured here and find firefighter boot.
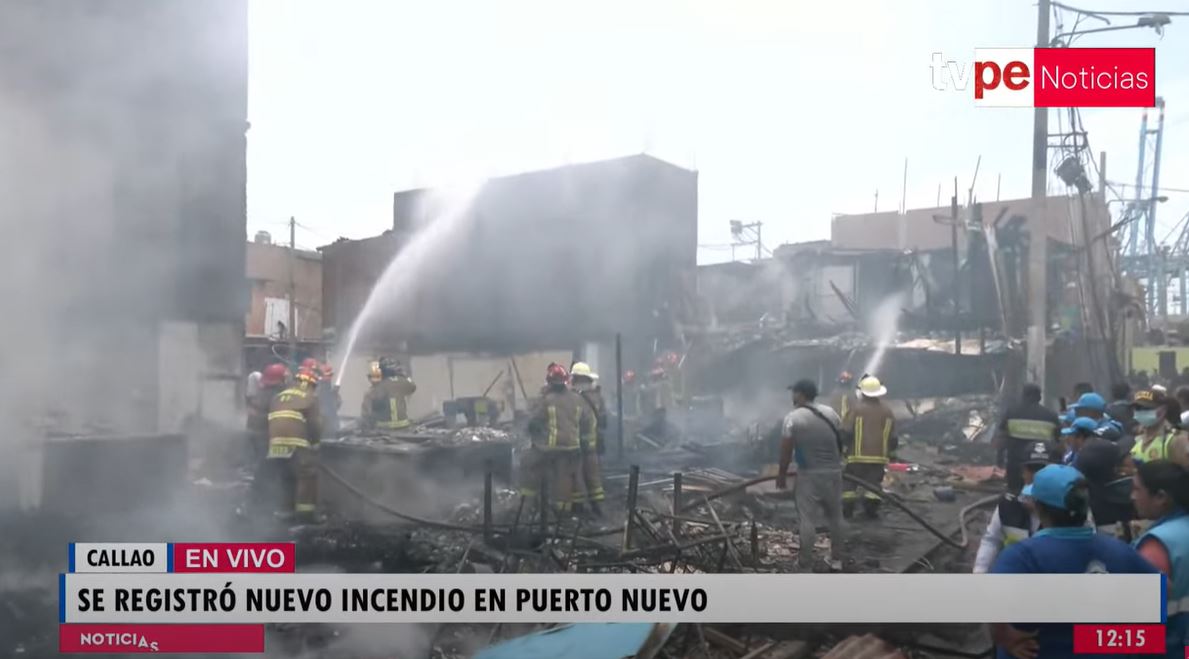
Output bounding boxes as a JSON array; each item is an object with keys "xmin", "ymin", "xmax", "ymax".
[
  {"xmin": 842, "ymin": 500, "xmax": 856, "ymax": 519},
  {"xmin": 862, "ymin": 498, "xmax": 881, "ymax": 519},
  {"xmin": 589, "ymin": 501, "xmax": 604, "ymax": 518}
]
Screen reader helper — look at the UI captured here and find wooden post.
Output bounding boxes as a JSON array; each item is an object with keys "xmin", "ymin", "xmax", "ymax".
[
  {"xmin": 483, "ymin": 461, "xmax": 494, "ymax": 544},
  {"xmin": 623, "ymin": 465, "xmax": 640, "ymax": 551},
  {"xmin": 672, "ymin": 471, "xmax": 683, "ymax": 536}
]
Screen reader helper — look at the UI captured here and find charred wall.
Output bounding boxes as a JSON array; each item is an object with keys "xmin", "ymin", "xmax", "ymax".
[{"xmin": 0, "ymin": 0, "xmax": 248, "ymax": 437}]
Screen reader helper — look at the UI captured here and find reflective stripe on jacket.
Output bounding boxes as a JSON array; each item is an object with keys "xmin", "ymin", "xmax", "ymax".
[
  {"xmin": 361, "ymin": 377, "xmax": 416, "ymax": 429},
  {"xmin": 267, "ymin": 386, "xmax": 320, "ymax": 459},
  {"xmin": 1005, "ymin": 418, "xmax": 1057, "ymax": 441},
  {"xmin": 845, "ymin": 399, "xmax": 896, "ymax": 464},
  {"xmin": 528, "ymin": 388, "xmax": 591, "ymax": 452}
]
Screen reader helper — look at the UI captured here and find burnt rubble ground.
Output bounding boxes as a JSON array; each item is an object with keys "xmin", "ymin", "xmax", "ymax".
[{"xmin": 2, "ymin": 399, "xmax": 1003, "ymax": 658}]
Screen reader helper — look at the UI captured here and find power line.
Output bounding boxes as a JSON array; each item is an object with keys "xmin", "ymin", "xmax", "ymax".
[
  {"xmin": 1108, "ymin": 181, "xmax": 1189, "ymax": 195},
  {"xmin": 1052, "ymin": 1, "xmax": 1189, "ymax": 17}
]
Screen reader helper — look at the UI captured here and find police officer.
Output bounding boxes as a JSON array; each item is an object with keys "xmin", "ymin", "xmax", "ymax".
[{"xmin": 974, "ymin": 441, "xmax": 1056, "ymax": 573}]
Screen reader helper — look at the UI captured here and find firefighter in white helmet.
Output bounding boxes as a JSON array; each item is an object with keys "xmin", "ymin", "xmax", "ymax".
[
  {"xmin": 841, "ymin": 374, "xmax": 898, "ymax": 518},
  {"xmin": 570, "ymin": 362, "xmax": 606, "ymax": 516}
]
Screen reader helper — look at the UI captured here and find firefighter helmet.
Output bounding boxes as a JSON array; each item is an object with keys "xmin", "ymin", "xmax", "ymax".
[
  {"xmin": 545, "ymin": 362, "xmax": 569, "ymax": 385},
  {"xmin": 663, "ymin": 351, "xmax": 680, "ymax": 367},
  {"xmin": 320, "ymin": 362, "xmax": 334, "ymax": 381},
  {"xmin": 650, "ymin": 366, "xmax": 666, "ymax": 380},
  {"xmin": 838, "ymin": 371, "xmax": 854, "ymax": 385},
  {"xmin": 260, "ymin": 363, "xmax": 290, "ymax": 387},
  {"xmin": 378, "ymin": 356, "xmax": 403, "ymax": 378},
  {"xmin": 623, "ymin": 369, "xmax": 637, "ymax": 384},
  {"xmin": 857, "ymin": 374, "xmax": 887, "ymax": 398},
  {"xmin": 300, "ymin": 357, "xmax": 319, "ymax": 371},
  {"xmin": 571, "ymin": 362, "xmax": 598, "ymax": 381},
  {"xmin": 367, "ymin": 361, "xmax": 382, "ymax": 383},
  {"xmin": 295, "ymin": 367, "xmax": 320, "ymax": 387}
]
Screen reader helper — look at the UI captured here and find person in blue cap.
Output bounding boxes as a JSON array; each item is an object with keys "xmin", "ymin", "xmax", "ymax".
[
  {"xmin": 1069, "ymin": 392, "xmax": 1124, "ymax": 443},
  {"xmin": 974, "ymin": 441, "xmax": 1059, "ymax": 573},
  {"xmin": 1065, "ymin": 417, "xmax": 1134, "ymax": 539},
  {"xmin": 990, "ymin": 464, "xmax": 1159, "ymax": 659}
]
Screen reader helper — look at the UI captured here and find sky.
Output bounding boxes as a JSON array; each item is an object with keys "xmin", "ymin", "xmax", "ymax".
[{"xmin": 245, "ymin": 0, "xmax": 1189, "ymax": 264}]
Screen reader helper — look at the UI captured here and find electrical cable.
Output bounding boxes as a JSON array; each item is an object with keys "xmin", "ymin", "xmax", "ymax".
[{"xmin": 1052, "ymin": 2, "xmax": 1189, "ymax": 17}]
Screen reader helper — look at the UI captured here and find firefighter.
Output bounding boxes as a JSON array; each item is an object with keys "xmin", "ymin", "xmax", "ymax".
[
  {"xmin": 642, "ymin": 361, "xmax": 674, "ymax": 443},
  {"xmin": 360, "ymin": 357, "xmax": 417, "ymax": 430},
  {"xmin": 830, "ymin": 371, "xmax": 857, "ymax": 421},
  {"xmin": 266, "ymin": 365, "xmax": 322, "ymax": 520},
  {"xmin": 622, "ymin": 369, "xmax": 641, "ymax": 418},
  {"xmin": 367, "ymin": 360, "xmax": 382, "ymax": 386},
  {"xmin": 316, "ymin": 362, "xmax": 342, "ymax": 440},
  {"xmin": 248, "ymin": 364, "xmax": 290, "ymax": 460},
  {"xmin": 570, "ymin": 361, "xmax": 606, "ymax": 516},
  {"xmin": 662, "ymin": 351, "xmax": 685, "ymax": 406},
  {"xmin": 522, "ymin": 363, "xmax": 593, "ymax": 515},
  {"xmin": 841, "ymin": 374, "xmax": 898, "ymax": 519}
]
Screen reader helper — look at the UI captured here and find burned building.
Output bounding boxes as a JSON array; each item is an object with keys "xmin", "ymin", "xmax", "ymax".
[
  {"xmin": 322, "ymin": 154, "xmax": 697, "ymax": 414},
  {"xmin": 0, "ymin": 0, "xmax": 249, "ymax": 508},
  {"xmin": 689, "ymin": 193, "xmax": 1115, "ymax": 411}
]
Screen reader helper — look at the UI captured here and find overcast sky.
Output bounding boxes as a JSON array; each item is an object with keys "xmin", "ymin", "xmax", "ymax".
[{"xmin": 246, "ymin": 0, "xmax": 1189, "ymax": 263}]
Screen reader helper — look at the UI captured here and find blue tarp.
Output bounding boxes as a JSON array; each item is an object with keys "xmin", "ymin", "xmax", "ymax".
[{"xmin": 474, "ymin": 623, "xmax": 662, "ymax": 659}]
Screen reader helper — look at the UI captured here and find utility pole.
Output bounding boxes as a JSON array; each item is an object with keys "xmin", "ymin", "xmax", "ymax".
[
  {"xmin": 288, "ymin": 216, "xmax": 298, "ymax": 365},
  {"xmin": 952, "ymin": 179, "xmax": 961, "ymax": 355},
  {"xmin": 1027, "ymin": 0, "xmax": 1050, "ymax": 393}
]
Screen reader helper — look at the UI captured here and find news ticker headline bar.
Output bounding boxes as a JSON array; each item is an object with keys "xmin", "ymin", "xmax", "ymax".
[{"xmin": 60, "ymin": 573, "xmax": 1162, "ymax": 624}]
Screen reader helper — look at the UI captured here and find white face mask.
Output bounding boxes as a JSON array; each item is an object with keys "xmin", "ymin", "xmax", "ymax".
[{"xmin": 1135, "ymin": 409, "xmax": 1160, "ymax": 428}]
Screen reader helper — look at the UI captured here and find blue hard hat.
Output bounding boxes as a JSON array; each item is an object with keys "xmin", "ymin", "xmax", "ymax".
[
  {"xmin": 1073, "ymin": 392, "xmax": 1106, "ymax": 412},
  {"xmin": 1061, "ymin": 416, "xmax": 1098, "ymax": 436},
  {"xmin": 1021, "ymin": 464, "xmax": 1084, "ymax": 510}
]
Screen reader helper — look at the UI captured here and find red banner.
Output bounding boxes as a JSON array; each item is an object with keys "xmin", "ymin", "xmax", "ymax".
[
  {"xmin": 60, "ymin": 624, "xmax": 264, "ymax": 653},
  {"xmin": 171, "ymin": 542, "xmax": 295, "ymax": 572},
  {"xmin": 1033, "ymin": 48, "xmax": 1156, "ymax": 108},
  {"xmin": 1072, "ymin": 624, "xmax": 1165, "ymax": 654}
]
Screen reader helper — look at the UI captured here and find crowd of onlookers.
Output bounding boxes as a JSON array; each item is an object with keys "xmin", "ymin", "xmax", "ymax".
[{"xmin": 980, "ymin": 380, "xmax": 1189, "ymax": 658}]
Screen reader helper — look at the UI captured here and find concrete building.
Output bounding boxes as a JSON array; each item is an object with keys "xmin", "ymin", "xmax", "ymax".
[
  {"xmin": 321, "ymin": 154, "xmax": 698, "ymax": 417},
  {"xmin": 0, "ymin": 0, "xmax": 248, "ymax": 509},
  {"xmin": 245, "ymin": 234, "xmax": 323, "ymax": 343}
]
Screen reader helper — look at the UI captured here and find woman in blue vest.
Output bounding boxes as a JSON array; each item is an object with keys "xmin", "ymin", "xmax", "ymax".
[
  {"xmin": 990, "ymin": 465, "xmax": 1159, "ymax": 658},
  {"xmin": 1132, "ymin": 460, "xmax": 1189, "ymax": 657}
]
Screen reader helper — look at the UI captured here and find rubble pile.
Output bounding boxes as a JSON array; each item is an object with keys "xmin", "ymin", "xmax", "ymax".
[{"xmin": 328, "ymin": 425, "xmax": 515, "ymax": 449}]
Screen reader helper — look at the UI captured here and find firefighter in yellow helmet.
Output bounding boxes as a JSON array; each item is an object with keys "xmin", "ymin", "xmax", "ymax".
[
  {"xmin": 570, "ymin": 361, "xmax": 607, "ymax": 516},
  {"xmin": 841, "ymin": 374, "xmax": 897, "ymax": 519},
  {"xmin": 360, "ymin": 357, "xmax": 417, "ymax": 431},
  {"xmin": 266, "ymin": 365, "xmax": 323, "ymax": 520}
]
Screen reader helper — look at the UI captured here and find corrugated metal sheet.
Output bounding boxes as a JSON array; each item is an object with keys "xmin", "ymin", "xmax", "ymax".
[{"xmin": 475, "ymin": 624, "xmax": 674, "ymax": 659}]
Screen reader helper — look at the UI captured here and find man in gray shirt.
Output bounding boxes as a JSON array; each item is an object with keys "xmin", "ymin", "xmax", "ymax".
[{"xmin": 777, "ymin": 379, "xmax": 846, "ymax": 571}]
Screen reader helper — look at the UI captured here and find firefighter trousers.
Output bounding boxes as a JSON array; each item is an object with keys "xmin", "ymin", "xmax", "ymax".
[
  {"xmin": 519, "ymin": 448, "xmax": 579, "ymax": 513},
  {"xmin": 269, "ymin": 446, "xmax": 318, "ymax": 514},
  {"xmin": 574, "ymin": 447, "xmax": 605, "ymax": 505},
  {"xmin": 842, "ymin": 461, "xmax": 885, "ymax": 518}
]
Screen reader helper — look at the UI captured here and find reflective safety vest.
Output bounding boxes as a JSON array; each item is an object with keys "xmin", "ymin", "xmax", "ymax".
[
  {"xmin": 846, "ymin": 401, "xmax": 896, "ymax": 465},
  {"xmin": 998, "ymin": 494, "xmax": 1035, "ymax": 548},
  {"xmin": 1005, "ymin": 418, "xmax": 1057, "ymax": 442},
  {"xmin": 1136, "ymin": 510, "xmax": 1189, "ymax": 651},
  {"xmin": 1131, "ymin": 430, "xmax": 1175, "ymax": 464},
  {"xmin": 267, "ymin": 387, "xmax": 318, "ymax": 459}
]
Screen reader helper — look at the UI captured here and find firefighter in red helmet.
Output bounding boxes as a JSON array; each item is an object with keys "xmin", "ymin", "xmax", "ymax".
[
  {"xmin": 265, "ymin": 366, "xmax": 323, "ymax": 520},
  {"xmin": 522, "ymin": 363, "xmax": 593, "ymax": 515},
  {"xmin": 641, "ymin": 360, "xmax": 674, "ymax": 443},
  {"xmin": 247, "ymin": 364, "xmax": 290, "ymax": 460}
]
